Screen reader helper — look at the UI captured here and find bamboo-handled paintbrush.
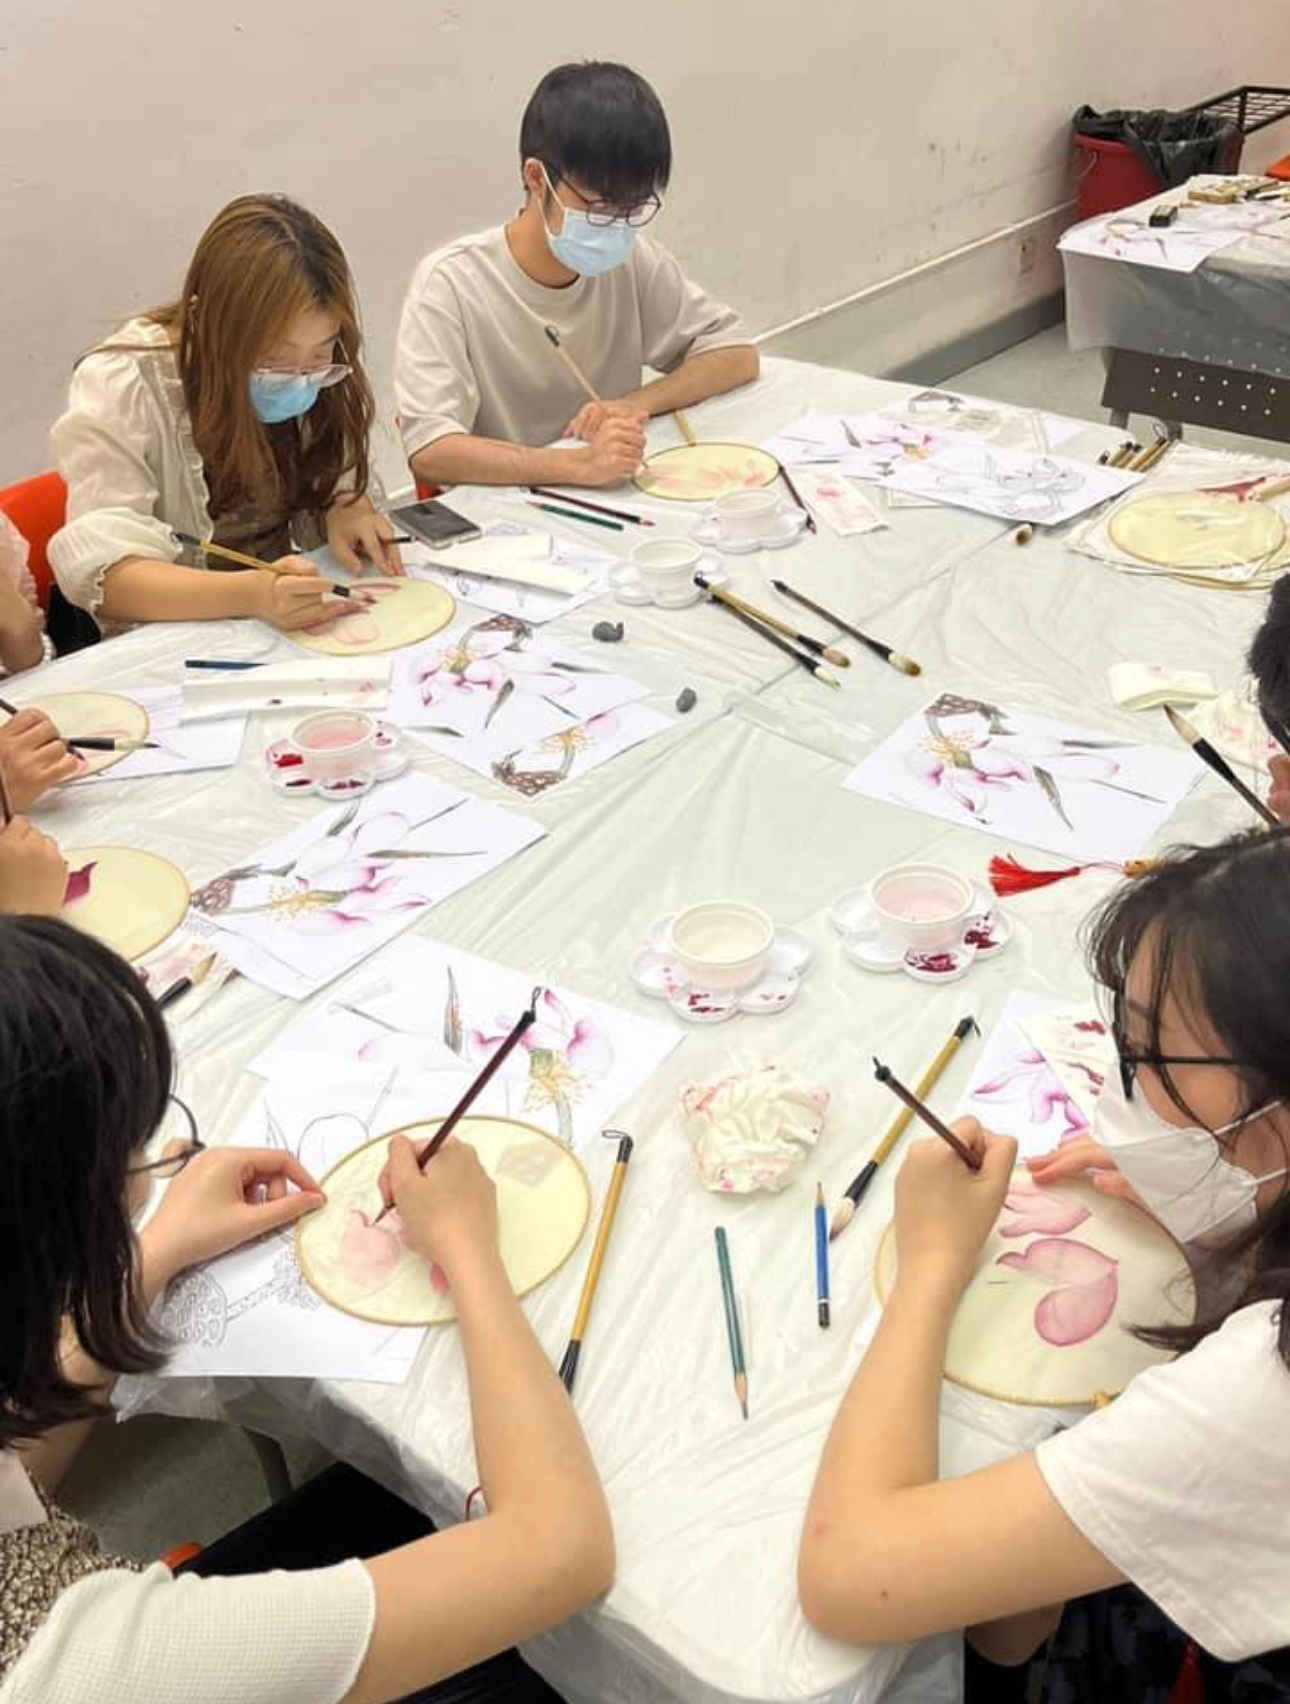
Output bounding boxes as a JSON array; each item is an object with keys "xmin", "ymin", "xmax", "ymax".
[
  {"xmin": 770, "ymin": 580, "xmax": 920, "ymax": 676},
  {"xmin": 1164, "ymin": 705, "xmax": 1279, "ymax": 826},
  {"xmin": 173, "ymin": 531, "xmax": 354, "ymax": 598}
]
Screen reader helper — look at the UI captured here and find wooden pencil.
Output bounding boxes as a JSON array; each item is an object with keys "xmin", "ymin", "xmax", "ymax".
[
  {"xmin": 830, "ymin": 1016, "xmax": 978, "ymax": 1240},
  {"xmin": 714, "ymin": 1227, "xmax": 748, "ymax": 1419},
  {"xmin": 559, "ymin": 1132, "xmax": 634, "ymax": 1393},
  {"xmin": 871, "ymin": 1058, "xmax": 982, "ymax": 1170},
  {"xmin": 1164, "ymin": 705, "xmax": 1279, "ymax": 826},
  {"xmin": 527, "ymin": 487, "xmax": 654, "ymax": 526},
  {"xmin": 770, "ymin": 580, "xmax": 920, "ymax": 676}
]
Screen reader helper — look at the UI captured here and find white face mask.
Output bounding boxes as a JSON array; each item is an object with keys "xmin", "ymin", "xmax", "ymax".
[{"xmin": 1093, "ymin": 1067, "xmax": 1286, "ymax": 1246}]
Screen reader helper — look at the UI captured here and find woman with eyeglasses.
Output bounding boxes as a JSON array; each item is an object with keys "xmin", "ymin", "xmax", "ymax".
[
  {"xmin": 48, "ymin": 194, "xmax": 400, "ymax": 638},
  {"xmin": 798, "ymin": 830, "xmax": 1290, "ymax": 1703},
  {"xmin": 0, "ymin": 916, "xmax": 612, "ymax": 1704},
  {"xmin": 396, "ymin": 61, "xmax": 759, "ymax": 491}
]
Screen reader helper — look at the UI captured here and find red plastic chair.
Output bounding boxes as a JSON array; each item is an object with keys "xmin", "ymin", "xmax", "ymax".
[{"xmin": 0, "ymin": 471, "xmax": 67, "ymax": 613}]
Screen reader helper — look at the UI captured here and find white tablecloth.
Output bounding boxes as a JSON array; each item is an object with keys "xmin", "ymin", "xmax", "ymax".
[{"xmin": 22, "ymin": 357, "xmax": 1266, "ymax": 1704}]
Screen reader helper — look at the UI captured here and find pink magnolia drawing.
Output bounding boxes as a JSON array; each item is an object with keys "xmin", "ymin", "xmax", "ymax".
[
  {"xmin": 468, "ymin": 986, "xmax": 612, "ymax": 1146},
  {"xmin": 190, "ymin": 799, "xmax": 482, "ymax": 933},
  {"xmin": 996, "ymin": 1236, "xmax": 1119, "ymax": 1347},
  {"xmin": 971, "ymin": 1048, "xmax": 1089, "ymax": 1143},
  {"xmin": 907, "ymin": 695, "xmax": 1160, "ymax": 830}
]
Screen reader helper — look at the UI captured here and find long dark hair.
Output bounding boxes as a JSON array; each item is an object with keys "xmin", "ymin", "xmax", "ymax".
[
  {"xmin": 0, "ymin": 918, "xmax": 171, "ymax": 1447},
  {"xmin": 1084, "ymin": 827, "xmax": 1290, "ymax": 1367}
]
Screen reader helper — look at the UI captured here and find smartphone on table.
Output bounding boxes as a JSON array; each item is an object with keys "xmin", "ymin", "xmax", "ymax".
[{"xmin": 390, "ymin": 498, "xmax": 483, "ymax": 550}]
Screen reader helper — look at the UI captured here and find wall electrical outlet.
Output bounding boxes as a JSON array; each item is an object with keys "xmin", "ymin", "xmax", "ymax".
[{"xmin": 1018, "ymin": 235, "xmax": 1038, "ymax": 275}]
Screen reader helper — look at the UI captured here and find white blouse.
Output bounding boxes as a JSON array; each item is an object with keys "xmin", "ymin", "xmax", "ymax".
[{"xmin": 47, "ymin": 318, "xmax": 217, "ymax": 629}]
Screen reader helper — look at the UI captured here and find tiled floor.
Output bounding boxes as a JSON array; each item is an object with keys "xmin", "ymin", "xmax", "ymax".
[{"xmin": 63, "ymin": 319, "xmax": 1288, "ymax": 1560}]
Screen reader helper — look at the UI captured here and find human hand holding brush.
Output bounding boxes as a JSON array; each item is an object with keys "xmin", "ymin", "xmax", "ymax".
[
  {"xmin": 384, "ymin": 1133, "xmax": 500, "ymax": 1283},
  {"xmin": 892, "ymin": 1118, "xmax": 1016, "ymax": 1294}
]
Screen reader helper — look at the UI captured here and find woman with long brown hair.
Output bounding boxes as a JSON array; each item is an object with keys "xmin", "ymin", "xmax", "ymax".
[{"xmin": 48, "ymin": 194, "xmax": 400, "ymax": 636}]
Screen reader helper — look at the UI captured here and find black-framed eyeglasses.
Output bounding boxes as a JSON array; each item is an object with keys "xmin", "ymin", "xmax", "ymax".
[
  {"xmin": 544, "ymin": 166, "xmax": 662, "ymax": 228},
  {"xmin": 128, "ymin": 1095, "xmax": 206, "ymax": 1178},
  {"xmin": 1110, "ymin": 993, "xmax": 1245, "ymax": 1100}
]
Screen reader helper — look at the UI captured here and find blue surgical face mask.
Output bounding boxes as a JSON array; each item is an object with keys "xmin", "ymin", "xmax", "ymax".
[
  {"xmin": 540, "ymin": 171, "xmax": 637, "ymax": 278},
  {"xmin": 248, "ymin": 371, "xmax": 325, "ymax": 424}
]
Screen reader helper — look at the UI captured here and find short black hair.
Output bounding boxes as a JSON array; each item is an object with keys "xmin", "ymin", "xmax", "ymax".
[
  {"xmin": 0, "ymin": 917, "xmax": 171, "ymax": 1447},
  {"xmin": 1248, "ymin": 574, "xmax": 1290, "ymax": 730},
  {"xmin": 520, "ymin": 61, "xmax": 672, "ymax": 205}
]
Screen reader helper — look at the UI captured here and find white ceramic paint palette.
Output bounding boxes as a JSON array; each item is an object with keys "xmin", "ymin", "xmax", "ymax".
[
  {"xmin": 829, "ymin": 883, "xmax": 1010, "ymax": 984},
  {"xmin": 630, "ymin": 914, "xmax": 812, "ymax": 1023},
  {"xmin": 296, "ymin": 1116, "xmax": 590, "ymax": 1326},
  {"xmin": 610, "ymin": 559, "xmax": 727, "ymax": 608},
  {"xmin": 691, "ymin": 508, "xmax": 808, "ymax": 554},
  {"xmin": 264, "ymin": 720, "xmax": 408, "ymax": 799},
  {"xmin": 26, "ymin": 691, "xmax": 150, "ymax": 778},
  {"xmin": 59, "ymin": 846, "xmax": 190, "ymax": 961}
]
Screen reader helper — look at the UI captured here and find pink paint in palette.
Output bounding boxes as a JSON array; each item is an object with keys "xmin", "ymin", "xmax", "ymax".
[{"xmin": 870, "ymin": 864, "xmax": 974, "ymax": 951}]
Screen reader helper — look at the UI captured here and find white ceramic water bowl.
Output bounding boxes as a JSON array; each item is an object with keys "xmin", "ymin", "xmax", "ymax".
[
  {"xmin": 666, "ymin": 901, "xmax": 775, "ymax": 990},
  {"xmin": 868, "ymin": 863, "xmax": 975, "ymax": 953},
  {"xmin": 713, "ymin": 489, "xmax": 785, "ymax": 540},
  {"xmin": 631, "ymin": 537, "xmax": 705, "ymax": 595}
]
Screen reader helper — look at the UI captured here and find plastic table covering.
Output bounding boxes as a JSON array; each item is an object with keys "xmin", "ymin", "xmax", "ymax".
[
  {"xmin": 22, "ymin": 359, "xmax": 1256, "ymax": 1704},
  {"xmin": 1062, "ymin": 187, "xmax": 1290, "ymax": 382}
]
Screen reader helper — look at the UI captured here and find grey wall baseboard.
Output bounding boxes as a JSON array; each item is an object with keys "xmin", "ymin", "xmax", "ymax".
[{"xmin": 884, "ymin": 291, "xmax": 1066, "ymax": 386}]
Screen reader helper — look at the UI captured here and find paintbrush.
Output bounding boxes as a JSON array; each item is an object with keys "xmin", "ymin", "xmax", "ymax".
[
  {"xmin": 831, "ymin": 1016, "xmax": 978, "ymax": 1240},
  {"xmin": 0, "ymin": 763, "xmax": 11, "ymax": 827},
  {"xmin": 67, "ymin": 736, "xmax": 158, "ymax": 753},
  {"xmin": 1133, "ymin": 438, "xmax": 1172, "ymax": 474},
  {"xmin": 559, "ymin": 1131, "xmax": 634, "ymax": 1393},
  {"xmin": 701, "ymin": 580, "xmax": 849, "ymax": 667},
  {"xmin": 157, "ymin": 952, "xmax": 219, "ymax": 1012},
  {"xmin": 1163, "ymin": 705, "xmax": 1279, "ymax": 826},
  {"xmin": 694, "ymin": 575, "xmax": 841, "ymax": 689},
  {"xmin": 173, "ymin": 531, "xmax": 354, "ymax": 598},
  {"xmin": 777, "ymin": 464, "xmax": 818, "ymax": 534},
  {"xmin": 872, "ymin": 1058, "xmax": 982, "ymax": 1170},
  {"xmin": 374, "ymin": 987, "xmax": 541, "ymax": 1222},
  {"xmin": 1110, "ymin": 442, "xmax": 1142, "ymax": 469},
  {"xmin": 769, "ymin": 580, "xmax": 921, "ymax": 676},
  {"xmin": 543, "ymin": 324, "xmax": 602, "ymax": 403}
]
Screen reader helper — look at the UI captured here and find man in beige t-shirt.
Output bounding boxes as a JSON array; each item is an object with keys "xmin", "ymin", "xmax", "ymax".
[{"xmin": 395, "ymin": 61, "xmax": 759, "ymax": 490}]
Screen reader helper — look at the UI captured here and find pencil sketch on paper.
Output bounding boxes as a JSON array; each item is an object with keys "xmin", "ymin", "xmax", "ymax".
[{"xmin": 158, "ymin": 1246, "xmax": 320, "ymax": 1347}]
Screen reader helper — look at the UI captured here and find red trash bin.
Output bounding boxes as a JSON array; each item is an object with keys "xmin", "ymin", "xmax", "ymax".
[{"xmin": 1073, "ymin": 134, "xmax": 1162, "ymax": 220}]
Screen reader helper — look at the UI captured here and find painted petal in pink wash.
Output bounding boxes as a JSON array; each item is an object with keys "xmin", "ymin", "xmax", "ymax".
[
  {"xmin": 339, "ymin": 1209, "xmax": 403, "ymax": 1293},
  {"xmin": 996, "ymin": 1236, "xmax": 1119, "ymax": 1346},
  {"xmin": 63, "ymin": 862, "xmax": 98, "ymax": 905},
  {"xmin": 999, "ymin": 1181, "xmax": 1092, "ymax": 1238}
]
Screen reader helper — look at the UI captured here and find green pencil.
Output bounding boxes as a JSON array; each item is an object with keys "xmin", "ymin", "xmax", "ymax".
[
  {"xmin": 714, "ymin": 1227, "xmax": 749, "ymax": 1419},
  {"xmin": 524, "ymin": 499, "xmax": 624, "ymax": 532}
]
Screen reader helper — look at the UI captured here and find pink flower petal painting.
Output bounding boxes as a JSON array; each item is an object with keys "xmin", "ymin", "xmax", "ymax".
[
  {"xmin": 996, "ymin": 1236, "xmax": 1119, "ymax": 1346},
  {"xmin": 999, "ymin": 1180, "xmax": 1092, "ymax": 1238},
  {"xmin": 63, "ymin": 862, "xmax": 97, "ymax": 905}
]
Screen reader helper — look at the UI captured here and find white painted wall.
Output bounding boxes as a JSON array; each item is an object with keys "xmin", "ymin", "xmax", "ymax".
[{"xmin": 2, "ymin": 1, "xmax": 1287, "ymax": 492}]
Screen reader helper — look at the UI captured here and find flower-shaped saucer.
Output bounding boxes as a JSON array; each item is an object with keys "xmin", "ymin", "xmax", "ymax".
[
  {"xmin": 610, "ymin": 559, "xmax": 727, "ymax": 609},
  {"xmin": 829, "ymin": 883, "xmax": 1011, "ymax": 985},
  {"xmin": 265, "ymin": 721, "xmax": 408, "ymax": 800},
  {"xmin": 630, "ymin": 914, "xmax": 813, "ymax": 1023}
]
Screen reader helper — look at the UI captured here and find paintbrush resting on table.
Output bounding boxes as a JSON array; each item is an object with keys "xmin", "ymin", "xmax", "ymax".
[
  {"xmin": 700, "ymin": 580, "xmax": 848, "ymax": 667},
  {"xmin": 559, "ymin": 1131, "xmax": 634, "ymax": 1393},
  {"xmin": 374, "ymin": 987, "xmax": 540, "ymax": 1222},
  {"xmin": 872, "ymin": 1058, "xmax": 982, "ymax": 1171},
  {"xmin": 173, "ymin": 531, "xmax": 354, "ymax": 598},
  {"xmin": 1163, "ymin": 705, "xmax": 1279, "ymax": 827},
  {"xmin": 694, "ymin": 575, "xmax": 840, "ymax": 689},
  {"xmin": 157, "ymin": 952, "xmax": 219, "ymax": 1012},
  {"xmin": 831, "ymin": 1015, "xmax": 978, "ymax": 1240},
  {"xmin": 777, "ymin": 464, "xmax": 818, "ymax": 534},
  {"xmin": 769, "ymin": 580, "xmax": 920, "ymax": 676}
]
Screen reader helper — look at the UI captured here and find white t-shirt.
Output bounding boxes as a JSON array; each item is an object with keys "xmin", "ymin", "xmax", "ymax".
[
  {"xmin": 1037, "ymin": 1300, "xmax": 1290, "ymax": 1662},
  {"xmin": 394, "ymin": 225, "xmax": 751, "ymax": 457}
]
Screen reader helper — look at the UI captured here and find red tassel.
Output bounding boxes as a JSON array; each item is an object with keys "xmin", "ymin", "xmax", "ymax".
[
  {"xmin": 987, "ymin": 855, "xmax": 1091, "ymax": 896},
  {"xmin": 987, "ymin": 854, "xmax": 1157, "ymax": 898},
  {"xmin": 1168, "ymin": 1641, "xmax": 1204, "ymax": 1704}
]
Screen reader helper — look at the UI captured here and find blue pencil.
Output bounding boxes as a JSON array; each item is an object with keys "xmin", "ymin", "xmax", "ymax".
[{"xmin": 815, "ymin": 1183, "xmax": 831, "ymax": 1329}]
